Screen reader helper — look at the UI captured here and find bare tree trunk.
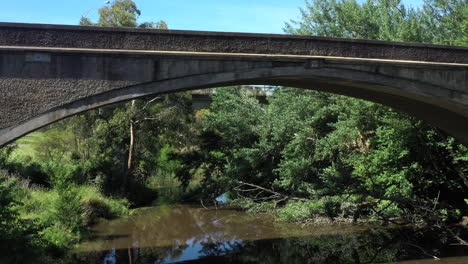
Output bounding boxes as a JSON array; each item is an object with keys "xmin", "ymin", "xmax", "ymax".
[
  {"xmin": 127, "ymin": 120, "xmax": 134, "ymax": 170},
  {"xmin": 128, "ymin": 246, "xmax": 133, "ymax": 264},
  {"xmin": 123, "ymin": 100, "xmax": 135, "ymax": 193},
  {"xmin": 127, "ymin": 100, "xmax": 136, "ymax": 171}
]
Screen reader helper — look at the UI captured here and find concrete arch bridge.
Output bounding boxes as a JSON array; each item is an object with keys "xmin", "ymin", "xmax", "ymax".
[{"xmin": 0, "ymin": 22, "xmax": 467, "ymax": 146}]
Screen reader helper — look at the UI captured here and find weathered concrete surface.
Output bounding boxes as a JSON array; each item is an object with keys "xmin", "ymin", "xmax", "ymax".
[
  {"xmin": 1, "ymin": 22, "xmax": 467, "ymax": 63},
  {"xmin": 0, "ymin": 22, "xmax": 467, "ymax": 146}
]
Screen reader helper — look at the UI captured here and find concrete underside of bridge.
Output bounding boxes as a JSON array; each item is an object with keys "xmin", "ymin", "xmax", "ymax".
[{"xmin": 0, "ymin": 23, "xmax": 467, "ymax": 146}]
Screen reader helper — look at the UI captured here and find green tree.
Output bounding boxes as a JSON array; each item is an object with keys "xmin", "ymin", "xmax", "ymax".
[
  {"xmin": 284, "ymin": 0, "xmax": 467, "ymax": 45},
  {"xmin": 183, "ymin": 0, "xmax": 468, "ymax": 224},
  {"xmin": 98, "ymin": 0, "xmax": 140, "ymax": 27},
  {"xmin": 76, "ymin": 0, "xmax": 186, "ymax": 203},
  {"xmin": 422, "ymin": 0, "xmax": 468, "ymax": 45},
  {"xmin": 79, "ymin": 0, "xmax": 168, "ymax": 29},
  {"xmin": 280, "ymin": 0, "xmax": 468, "ymax": 222},
  {"xmin": 284, "ymin": 0, "xmax": 431, "ymax": 42}
]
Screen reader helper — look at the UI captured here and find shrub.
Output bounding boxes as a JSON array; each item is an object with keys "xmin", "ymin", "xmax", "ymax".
[
  {"xmin": 53, "ymin": 184, "xmax": 83, "ymax": 237},
  {"xmin": 81, "ymin": 197, "xmax": 112, "ymax": 226},
  {"xmin": 0, "ymin": 170, "xmax": 50, "ymax": 262},
  {"xmin": 80, "ymin": 194, "xmax": 129, "ymax": 226},
  {"xmin": 277, "ymin": 200, "xmax": 324, "ymax": 222}
]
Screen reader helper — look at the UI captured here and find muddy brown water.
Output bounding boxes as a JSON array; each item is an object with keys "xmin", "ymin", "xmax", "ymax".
[{"xmin": 71, "ymin": 204, "xmax": 468, "ymax": 264}]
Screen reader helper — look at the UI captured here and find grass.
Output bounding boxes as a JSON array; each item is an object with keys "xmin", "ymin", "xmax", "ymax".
[
  {"xmin": 18, "ymin": 185, "xmax": 129, "ymax": 222},
  {"xmin": 10, "ymin": 132, "xmax": 46, "ymax": 162},
  {"xmin": 77, "ymin": 185, "xmax": 130, "ymax": 219},
  {"xmin": 19, "ymin": 188, "xmax": 59, "ymax": 221}
]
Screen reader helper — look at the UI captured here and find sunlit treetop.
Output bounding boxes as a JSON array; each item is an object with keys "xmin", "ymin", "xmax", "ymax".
[
  {"xmin": 284, "ymin": 0, "xmax": 467, "ymax": 45},
  {"xmin": 79, "ymin": 0, "xmax": 168, "ymax": 29}
]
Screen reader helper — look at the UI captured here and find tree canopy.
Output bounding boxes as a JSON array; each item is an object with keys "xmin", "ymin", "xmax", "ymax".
[
  {"xmin": 79, "ymin": 0, "xmax": 168, "ymax": 29},
  {"xmin": 284, "ymin": 0, "xmax": 467, "ymax": 45}
]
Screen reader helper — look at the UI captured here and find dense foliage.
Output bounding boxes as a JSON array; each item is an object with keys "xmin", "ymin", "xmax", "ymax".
[
  {"xmin": 182, "ymin": 87, "xmax": 467, "ymax": 223},
  {"xmin": 170, "ymin": 0, "xmax": 468, "ymax": 224},
  {"xmin": 284, "ymin": 0, "xmax": 467, "ymax": 45}
]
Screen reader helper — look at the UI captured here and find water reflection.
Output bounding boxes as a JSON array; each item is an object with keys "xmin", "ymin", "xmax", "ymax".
[
  {"xmin": 70, "ymin": 204, "xmax": 468, "ymax": 264},
  {"xmin": 78, "ymin": 205, "xmax": 363, "ymax": 252}
]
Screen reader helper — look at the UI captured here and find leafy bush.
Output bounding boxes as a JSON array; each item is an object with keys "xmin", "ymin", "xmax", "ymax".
[
  {"xmin": 79, "ymin": 186, "xmax": 129, "ymax": 225},
  {"xmin": 277, "ymin": 201, "xmax": 324, "ymax": 222},
  {"xmin": 0, "ymin": 170, "xmax": 50, "ymax": 263},
  {"xmin": 15, "ymin": 183, "xmax": 129, "ymax": 249}
]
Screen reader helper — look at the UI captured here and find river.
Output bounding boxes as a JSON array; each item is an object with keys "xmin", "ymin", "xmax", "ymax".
[{"xmin": 70, "ymin": 204, "xmax": 468, "ymax": 264}]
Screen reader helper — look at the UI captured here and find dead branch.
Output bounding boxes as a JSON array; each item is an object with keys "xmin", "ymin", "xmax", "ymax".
[
  {"xmin": 133, "ymin": 106, "xmax": 177, "ymax": 125},
  {"xmin": 447, "ymin": 228, "xmax": 468, "ymax": 246},
  {"xmin": 401, "ymin": 242, "xmax": 441, "ymax": 260},
  {"xmin": 234, "ymin": 181, "xmax": 311, "ymax": 204},
  {"xmin": 134, "ymin": 96, "xmax": 162, "ymax": 115},
  {"xmin": 200, "ymin": 199, "xmax": 208, "ymax": 209}
]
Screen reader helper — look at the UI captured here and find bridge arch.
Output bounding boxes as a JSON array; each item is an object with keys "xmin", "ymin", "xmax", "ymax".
[
  {"xmin": 0, "ymin": 23, "xmax": 467, "ymax": 146},
  {"xmin": 1, "ymin": 62, "xmax": 467, "ymax": 146}
]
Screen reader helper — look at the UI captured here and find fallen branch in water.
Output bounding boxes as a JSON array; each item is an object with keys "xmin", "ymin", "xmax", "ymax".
[
  {"xmin": 200, "ymin": 199, "xmax": 208, "ymax": 209},
  {"xmin": 447, "ymin": 228, "xmax": 468, "ymax": 246},
  {"xmin": 234, "ymin": 181, "xmax": 310, "ymax": 206},
  {"xmin": 401, "ymin": 242, "xmax": 441, "ymax": 261}
]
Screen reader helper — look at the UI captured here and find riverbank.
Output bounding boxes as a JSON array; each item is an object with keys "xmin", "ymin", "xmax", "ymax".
[{"xmin": 0, "ymin": 169, "xmax": 130, "ymax": 263}]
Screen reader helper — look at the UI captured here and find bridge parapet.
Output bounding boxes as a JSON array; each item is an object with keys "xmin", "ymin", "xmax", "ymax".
[{"xmin": 0, "ymin": 22, "xmax": 467, "ymax": 64}]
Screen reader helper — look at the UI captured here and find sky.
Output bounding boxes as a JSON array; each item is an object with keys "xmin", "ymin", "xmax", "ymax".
[{"xmin": 1, "ymin": 0, "xmax": 425, "ymax": 34}]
